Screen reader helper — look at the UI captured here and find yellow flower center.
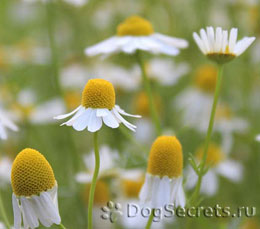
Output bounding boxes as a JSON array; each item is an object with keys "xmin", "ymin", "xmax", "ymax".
[
  {"xmin": 84, "ymin": 180, "xmax": 110, "ymax": 206},
  {"xmin": 147, "ymin": 136, "xmax": 183, "ymax": 178},
  {"xmin": 117, "ymin": 16, "xmax": 154, "ymax": 36},
  {"xmin": 64, "ymin": 91, "xmax": 81, "ymax": 110},
  {"xmin": 121, "ymin": 177, "xmax": 144, "ymax": 198},
  {"xmin": 196, "ymin": 143, "xmax": 224, "ymax": 167},
  {"xmin": 11, "ymin": 148, "xmax": 55, "ymax": 197},
  {"xmin": 134, "ymin": 91, "xmax": 161, "ymax": 117},
  {"xmin": 81, "ymin": 79, "xmax": 116, "ymax": 109},
  {"xmin": 194, "ymin": 65, "xmax": 217, "ymax": 93}
]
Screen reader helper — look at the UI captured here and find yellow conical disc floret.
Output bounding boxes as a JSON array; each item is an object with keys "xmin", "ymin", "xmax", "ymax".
[
  {"xmin": 84, "ymin": 180, "xmax": 110, "ymax": 206},
  {"xmin": 194, "ymin": 65, "xmax": 217, "ymax": 93},
  {"xmin": 196, "ymin": 143, "xmax": 224, "ymax": 167},
  {"xmin": 117, "ymin": 16, "xmax": 154, "ymax": 36},
  {"xmin": 11, "ymin": 148, "xmax": 55, "ymax": 197},
  {"xmin": 81, "ymin": 79, "xmax": 116, "ymax": 109},
  {"xmin": 147, "ymin": 136, "xmax": 183, "ymax": 178},
  {"xmin": 121, "ymin": 177, "xmax": 144, "ymax": 198}
]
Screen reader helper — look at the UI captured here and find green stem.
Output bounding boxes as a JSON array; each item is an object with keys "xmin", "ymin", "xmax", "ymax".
[
  {"xmin": 0, "ymin": 190, "xmax": 11, "ymax": 229},
  {"xmin": 135, "ymin": 51, "xmax": 162, "ymax": 136},
  {"xmin": 87, "ymin": 132, "xmax": 100, "ymax": 229},
  {"xmin": 145, "ymin": 209, "xmax": 155, "ymax": 229},
  {"xmin": 190, "ymin": 65, "xmax": 224, "ymax": 205}
]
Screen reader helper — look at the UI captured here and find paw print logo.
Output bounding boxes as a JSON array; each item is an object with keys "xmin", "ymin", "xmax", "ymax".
[{"xmin": 101, "ymin": 201, "xmax": 123, "ymax": 223}]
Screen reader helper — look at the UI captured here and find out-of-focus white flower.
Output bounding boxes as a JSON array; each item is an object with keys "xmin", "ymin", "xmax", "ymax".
[
  {"xmin": 186, "ymin": 143, "xmax": 243, "ymax": 196},
  {"xmin": 134, "ymin": 118, "xmax": 155, "ymax": 144},
  {"xmin": 55, "ymin": 79, "xmax": 141, "ymax": 132},
  {"xmin": 193, "ymin": 27, "xmax": 255, "ymax": 64},
  {"xmin": 85, "ymin": 15, "xmax": 188, "ymax": 57},
  {"xmin": 145, "ymin": 58, "xmax": 189, "ymax": 86},
  {"xmin": 140, "ymin": 136, "xmax": 185, "ymax": 208},
  {"xmin": 14, "ymin": 89, "xmax": 66, "ymax": 124},
  {"xmin": 75, "ymin": 145, "xmax": 119, "ymax": 183},
  {"xmin": 63, "ymin": 0, "xmax": 88, "ymax": 7},
  {"xmin": 251, "ymin": 38, "xmax": 260, "ymax": 64},
  {"xmin": 0, "ymin": 157, "xmax": 12, "ymax": 186},
  {"xmin": 0, "ymin": 108, "xmax": 19, "ymax": 140},
  {"xmin": 255, "ymin": 134, "xmax": 260, "ymax": 142},
  {"xmin": 0, "ymin": 222, "xmax": 6, "ymax": 229}
]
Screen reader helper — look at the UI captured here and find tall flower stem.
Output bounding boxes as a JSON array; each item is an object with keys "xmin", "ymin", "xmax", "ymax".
[
  {"xmin": 135, "ymin": 51, "xmax": 162, "ymax": 136},
  {"xmin": 145, "ymin": 209, "xmax": 155, "ymax": 229},
  {"xmin": 0, "ymin": 190, "xmax": 11, "ymax": 229},
  {"xmin": 190, "ymin": 64, "xmax": 224, "ymax": 205},
  {"xmin": 58, "ymin": 223, "xmax": 67, "ymax": 229},
  {"xmin": 87, "ymin": 131, "xmax": 100, "ymax": 229}
]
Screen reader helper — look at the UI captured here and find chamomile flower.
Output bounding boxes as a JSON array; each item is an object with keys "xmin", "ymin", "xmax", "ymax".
[
  {"xmin": 0, "ymin": 107, "xmax": 18, "ymax": 140},
  {"xmin": 85, "ymin": 15, "xmax": 188, "ymax": 57},
  {"xmin": 54, "ymin": 79, "xmax": 141, "ymax": 132},
  {"xmin": 75, "ymin": 145, "xmax": 119, "ymax": 183},
  {"xmin": 0, "ymin": 156, "xmax": 12, "ymax": 187},
  {"xmin": 193, "ymin": 27, "xmax": 255, "ymax": 64},
  {"xmin": 139, "ymin": 136, "xmax": 185, "ymax": 208},
  {"xmin": 186, "ymin": 143, "xmax": 243, "ymax": 196},
  {"xmin": 11, "ymin": 148, "xmax": 61, "ymax": 229}
]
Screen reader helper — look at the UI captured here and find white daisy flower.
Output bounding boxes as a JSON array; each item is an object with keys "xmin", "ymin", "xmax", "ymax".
[
  {"xmin": 186, "ymin": 143, "xmax": 243, "ymax": 196},
  {"xmin": 0, "ymin": 157, "xmax": 12, "ymax": 187},
  {"xmin": 0, "ymin": 108, "xmax": 18, "ymax": 140},
  {"xmin": 54, "ymin": 79, "xmax": 141, "ymax": 132},
  {"xmin": 85, "ymin": 15, "xmax": 188, "ymax": 57},
  {"xmin": 75, "ymin": 145, "xmax": 119, "ymax": 183},
  {"xmin": 11, "ymin": 148, "xmax": 61, "ymax": 229},
  {"xmin": 139, "ymin": 136, "xmax": 185, "ymax": 208},
  {"xmin": 193, "ymin": 26, "xmax": 255, "ymax": 64}
]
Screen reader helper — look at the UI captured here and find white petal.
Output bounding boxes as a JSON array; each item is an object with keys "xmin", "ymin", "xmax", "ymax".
[
  {"xmin": 72, "ymin": 108, "xmax": 92, "ymax": 131},
  {"xmin": 96, "ymin": 108, "xmax": 110, "ymax": 117},
  {"xmin": 221, "ymin": 30, "xmax": 228, "ymax": 53},
  {"xmin": 87, "ymin": 111, "xmax": 102, "ymax": 132},
  {"xmin": 115, "ymin": 105, "xmax": 141, "ymax": 118},
  {"xmin": 200, "ymin": 29, "xmax": 210, "ymax": 53},
  {"xmin": 20, "ymin": 197, "xmax": 39, "ymax": 229},
  {"xmin": 228, "ymin": 28, "xmax": 238, "ymax": 53},
  {"xmin": 85, "ymin": 36, "xmax": 124, "ymax": 56},
  {"xmin": 193, "ymin": 32, "xmax": 207, "ymax": 54},
  {"xmin": 0, "ymin": 124, "xmax": 7, "ymax": 140},
  {"xmin": 153, "ymin": 33, "xmax": 189, "ymax": 49},
  {"xmin": 234, "ymin": 37, "xmax": 256, "ymax": 56},
  {"xmin": 215, "ymin": 27, "xmax": 223, "ymax": 52},
  {"xmin": 216, "ymin": 160, "xmax": 243, "ymax": 182},
  {"xmin": 139, "ymin": 174, "xmax": 152, "ymax": 204},
  {"xmin": 62, "ymin": 106, "xmax": 86, "ymax": 126},
  {"xmin": 206, "ymin": 27, "xmax": 215, "ymax": 52},
  {"xmin": 175, "ymin": 177, "xmax": 185, "ymax": 207},
  {"xmin": 12, "ymin": 194, "xmax": 21, "ymax": 229},
  {"xmin": 112, "ymin": 108, "xmax": 136, "ymax": 131},
  {"xmin": 53, "ymin": 105, "xmax": 81, "ymax": 120},
  {"xmin": 102, "ymin": 110, "xmax": 119, "ymax": 128}
]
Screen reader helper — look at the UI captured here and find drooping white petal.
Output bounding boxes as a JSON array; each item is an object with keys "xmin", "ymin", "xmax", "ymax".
[
  {"xmin": 115, "ymin": 105, "xmax": 141, "ymax": 118},
  {"xmin": 153, "ymin": 33, "xmax": 189, "ymax": 49},
  {"xmin": 96, "ymin": 108, "xmax": 110, "ymax": 117},
  {"xmin": 102, "ymin": 110, "xmax": 119, "ymax": 128},
  {"xmin": 174, "ymin": 177, "xmax": 185, "ymax": 207},
  {"xmin": 53, "ymin": 105, "xmax": 81, "ymax": 120},
  {"xmin": 61, "ymin": 107, "xmax": 87, "ymax": 126},
  {"xmin": 20, "ymin": 197, "xmax": 39, "ymax": 229},
  {"xmin": 228, "ymin": 28, "xmax": 238, "ymax": 53},
  {"xmin": 12, "ymin": 194, "xmax": 22, "ymax": 229},
  {"xmin": 216, "ymin": 160, "xmax": 243, "ymax": 182},
  {"xmin": 112, "ymin": 108, "xmax": 136, "ymax": 131},
  {"xmin": 72, "ymin": 108, "xmax": 92, "ymax": 131},
  {"xmin": 139, "ymin": 174, "xmax": 152, "ymax": 204},
  {"xmin": 87, "ymin": 110, "xmax": 102, "ymax": 132}
]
